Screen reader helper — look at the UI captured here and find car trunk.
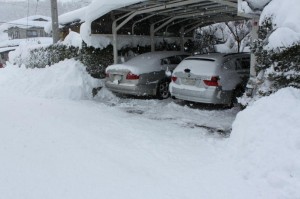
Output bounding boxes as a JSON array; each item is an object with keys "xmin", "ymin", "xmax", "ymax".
[
  {"xmin": 107, "ymin": 68, "xmax": 140, "ymax": 85},
  {"xmin": 174, "ymin": 58, "xmax": 220, "ymax": 88}
]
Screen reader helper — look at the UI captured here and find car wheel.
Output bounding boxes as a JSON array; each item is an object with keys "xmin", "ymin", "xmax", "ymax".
[{"xmin": 156, "ymin": 79, "xmax": 170, "ymax": 100}]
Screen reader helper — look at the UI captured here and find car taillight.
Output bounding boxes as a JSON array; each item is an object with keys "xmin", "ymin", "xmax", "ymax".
[
  {"xmin": 126, "ymin": 72, "xmax": 140, "ymax": 80},
  {"xmin": 203, "ymin": 76, "xmax": 220, "ymax": 86},
  {"xmin": 171, "ymin": 76, "xmax": 177, "ymax": 82}
]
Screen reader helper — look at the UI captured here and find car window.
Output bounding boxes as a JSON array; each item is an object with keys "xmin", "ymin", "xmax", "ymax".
[
  {"xmin": 223, "ymin": 59, "xmax": 235, "ymax": 71},
  {"xmin": 235, "ymin": 57, "xmax": 250, "ymax": 70},
  {"xmin": 161, "ymin": 55, "xmax": 184, "ymax": 65},
  {"xmin": 161, "ymin": 58, "xmax": 170, "ymax": 65},
  {"xmin": 178, "ymin": 55, "xmax": 189, "ymax": 60}
]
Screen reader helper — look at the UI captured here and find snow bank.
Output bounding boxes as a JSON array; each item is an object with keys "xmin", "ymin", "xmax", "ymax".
[
  {"xmin": 260, "ymin": 0, "xmax": 300, "ymax": 49},
  {"xmin": 230, "ymin": 87, "xmax": 300, "ymax": 198},
  {"xmin": 0, "ymin": 59, "xmax": 102, "ymax": 100}
]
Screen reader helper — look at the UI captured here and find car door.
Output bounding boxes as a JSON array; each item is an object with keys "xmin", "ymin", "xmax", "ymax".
[{"xmin": 221, "ymin": 57, "xmax": 242, "ymax": 90}]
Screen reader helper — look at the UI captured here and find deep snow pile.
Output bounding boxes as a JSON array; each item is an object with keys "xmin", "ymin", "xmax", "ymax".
[
  {"xmin": 0, "ymin": 59, "xmax": 102, "ymax": 100},
  {"xmin": 230, "ymin": 87, "xmax": 300, "ymax": 198}
]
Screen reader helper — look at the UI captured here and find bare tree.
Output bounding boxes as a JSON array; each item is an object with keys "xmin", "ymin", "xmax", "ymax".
[{"xmin": 225, "ymin": 20, "xmax": 252, "ymax": 53}]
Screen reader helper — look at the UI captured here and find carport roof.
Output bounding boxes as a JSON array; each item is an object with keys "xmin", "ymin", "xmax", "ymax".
[{"xmin": 95, "ymin": 0, "xmax": 246, "ymax": 32}]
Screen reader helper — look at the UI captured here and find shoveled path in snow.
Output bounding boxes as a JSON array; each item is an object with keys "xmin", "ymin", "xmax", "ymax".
[{"xmin": 95, "ymin": 88, "xmax": 239, "ymax": 137}]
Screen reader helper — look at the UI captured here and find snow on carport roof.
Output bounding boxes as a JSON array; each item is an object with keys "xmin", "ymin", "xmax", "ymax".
[
  {"xmin": 57, "ymin": 0, "xmax": 245, "ymax": 35},
  {"xmin": 83, "ymin": 2, "xmax": 243, "ymax": 41}
]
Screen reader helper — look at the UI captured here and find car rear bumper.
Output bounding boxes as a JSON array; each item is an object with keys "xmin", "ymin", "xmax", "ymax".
[
  {"xmin": 105, "ymin": 81, "xmax": 156, "ymax": 96},
  {"xmin": 170, "ymin": 84, "xmax": 232, "ymax": 105}
]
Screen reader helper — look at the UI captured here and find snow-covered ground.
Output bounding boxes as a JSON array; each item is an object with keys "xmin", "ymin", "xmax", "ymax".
[{"xmin": 0, "ymin": 60, "xmax": 299, "ymax": 199}]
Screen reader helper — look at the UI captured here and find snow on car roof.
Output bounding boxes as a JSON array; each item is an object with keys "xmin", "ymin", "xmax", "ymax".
[
  {"xmin": 106, "ymin": 51, "xmax": 188, "ymax": 74},
  {"xmin": 126, "ymin": 51, "xmax": 188, "ymax": 65}
]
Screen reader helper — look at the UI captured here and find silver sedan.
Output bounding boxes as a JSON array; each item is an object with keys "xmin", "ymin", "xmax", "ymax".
[{"xmin": 105, "ymin": 51, "xmax": 189, "ymax": 99}]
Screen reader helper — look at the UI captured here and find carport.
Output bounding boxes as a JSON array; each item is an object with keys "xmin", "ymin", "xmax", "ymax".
[{"xmin": 90, "ymin": 0, "xmax": 249, "ymax": 64}]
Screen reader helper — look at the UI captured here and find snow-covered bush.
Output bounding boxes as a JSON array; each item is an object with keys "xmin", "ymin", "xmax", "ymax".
[
  {"xmin": 239, "ymin": 0, "xmax": 300, "ymax": 106},
  {"xmin": 80, "ymin": 43, "xmax": 113, "ymax": 78},
  {"xmin": 240, "ymin": 16, "xmax": 300, "ymax": 106},
  {"xmin": 10, "ymin": 42, "xmax": 114, "ymax": 78},
  {"xmin": 28, "ymin": 44, "xmax": 80, "ymax": 68}
]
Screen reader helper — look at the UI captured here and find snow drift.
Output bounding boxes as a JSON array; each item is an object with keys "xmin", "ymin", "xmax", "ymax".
[
  {"xmin": 230, "ymin": 87, "xmax": 300, "ymax": 198},
  {"xmin": 0, "ymin": 59, "xmax": 102, "ymax": 100}
]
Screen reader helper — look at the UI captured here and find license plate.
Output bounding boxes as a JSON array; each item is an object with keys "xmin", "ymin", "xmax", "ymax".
[
  {"xmin": 114, "ymin": 75, "xmax": 122, "ymax": 81},
  {"xmin": 112, "ymin": 75, "xmax": 122, "ymax": 84},
  {"xmin": 183, "ymin": 78, "xmax": 196, "ymax": 85}
]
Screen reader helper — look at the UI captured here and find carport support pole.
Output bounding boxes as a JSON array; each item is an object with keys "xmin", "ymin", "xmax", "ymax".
[
  {"xmin": 245, "ymin": 17, "xmax": 260, "ymax": 97},
  {"xmin": 180, "ymin": 27, "xmax": 185, "ymax": 52},
  {"xmin": 250, "ymin": 17, "xmax": 259, "ymax": 77},
  {"xmin": 150, "ymin": 24, "xmax": 155, "ymax": 52},
  {"xmin": 112, "ymin": 21, "xmax": 118, "ymax": 64}
]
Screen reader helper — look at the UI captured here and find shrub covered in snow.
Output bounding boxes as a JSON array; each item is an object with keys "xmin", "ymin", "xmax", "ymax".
[
  {"xmin": 80, "ymin": 43, "xmax": 113, "ymax": 78},
  {"xmin": 9, "ymin": 42, "xmax": 114, "ymax": 78},
  {"xmin": 240, "ymin": 0, "xmax": 300, "ymax": 106},
  {"xmin": 241, "ymin": 16, "xmax": 300, "ymax": 106}
]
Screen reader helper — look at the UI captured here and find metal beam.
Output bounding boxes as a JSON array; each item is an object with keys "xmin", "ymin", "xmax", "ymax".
[
  {"xmin": 154, "ymin": 8, "xmax": 236, "ymax": 33},
  {"xmin": 116, "ymin": 0, "xmax": 212, "ymax": 31},
  {"xmin": 112, "ymin": 11, "xmax": 135, "ymax": 64},
  {"xmin": 150, "ymin": 17, "xmax": 172, "ymax": 51},
  {"xmin": 110, "ymin": 0, "xmax": 240, "ymax": 64},
  {"xmin": 183, "ymin": 16, "xmax": 241, "ymax": 34},
  {"xmin": 132, "ymin": 14, "xmax": 155, "ymax": 35}
]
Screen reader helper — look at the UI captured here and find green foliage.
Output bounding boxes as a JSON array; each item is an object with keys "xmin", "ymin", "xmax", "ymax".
[
  {"xmin": 80, "ymin": 43, "xmax": 113, "ymax": 78},
  {"xmin": 118, "ymin": 45, "xmax": 151, "ymax": 58},
  {"xmin": 156, "ymin": 40, "xmax": 180, "ymax": 51},
  {"xmin": 267, "ymin": 44, "xmax": 300, "ymax": 89},
  {"xmin": 24, "ymin": 42, "xmax": 114, "ymax": 78},
  {"xmin": 193, "ymin": 28, "xmax": 218, "ymax": 54},
  {"xmin": 251, "ymin": 17, "xmax": 274, "ymax": 72}
]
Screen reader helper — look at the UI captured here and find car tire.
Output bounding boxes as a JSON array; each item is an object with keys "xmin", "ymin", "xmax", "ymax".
[{"xmin": 156, "ymin": 79, "xmax": 170, "ymax": 100}]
